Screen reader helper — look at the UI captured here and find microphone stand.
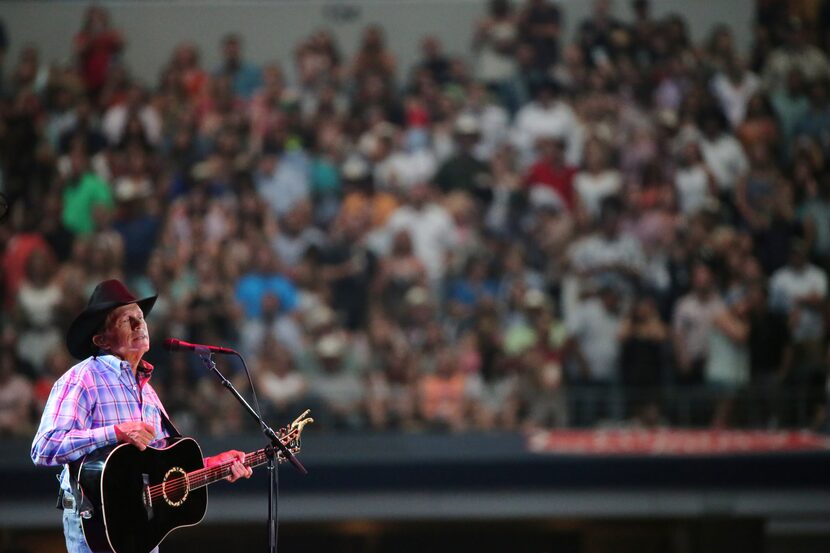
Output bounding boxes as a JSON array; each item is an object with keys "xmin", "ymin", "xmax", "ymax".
[{"xmin": 197, "ymin": 349, "xmax": 307, "ymax": 553}]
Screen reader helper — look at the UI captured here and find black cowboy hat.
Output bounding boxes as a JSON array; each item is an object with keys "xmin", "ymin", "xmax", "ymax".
[{"xmin": 66, "ymin": 279, "xmax": 157, "ymax": 360}]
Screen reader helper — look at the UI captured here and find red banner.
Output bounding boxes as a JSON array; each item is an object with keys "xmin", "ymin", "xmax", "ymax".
[{"xmin": 527, "ymin": 429, "xmax": 830, "ymax": 455}]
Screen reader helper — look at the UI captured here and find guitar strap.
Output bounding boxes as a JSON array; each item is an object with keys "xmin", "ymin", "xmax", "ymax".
[{"xmin": 159, "ymin": 408, "xmax": 182, "ymax": 438}]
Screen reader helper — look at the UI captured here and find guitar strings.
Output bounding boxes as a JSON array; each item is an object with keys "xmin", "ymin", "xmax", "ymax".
[
  {"xmin": 147, "ymin": 447, "xmax": 287, "ymax": 500},
  {"xmin": 146, "ymin": 432, "xmax": 299, "ymax": 501},
  {"xmin": 146, "ymin": 438, "xmax": 294, "ymax": 499},
  {"xmin": 147, "ymin": 448, "xmax": 291, "ymax": 501},
  {"xmin": 146, "ymin": 427, "xmax": 298, "ymax": 497},
  {"xmin": 147, "ymin": 450, "xmax": 269, "ymax": 499}
]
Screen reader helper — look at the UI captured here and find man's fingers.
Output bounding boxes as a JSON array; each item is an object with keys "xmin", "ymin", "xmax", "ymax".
[{"xmin": 141, "ymin": 422, "xmax": 155, "ymax": 434}]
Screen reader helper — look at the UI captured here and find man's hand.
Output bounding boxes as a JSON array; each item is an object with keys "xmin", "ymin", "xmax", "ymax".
[
  {"xmin": 114, "ymin": 421, "xmax": 155, "ymax": 451},
  {"xmin": 205, "ymin": 450, "xmax": 252, "ymax": 483}
]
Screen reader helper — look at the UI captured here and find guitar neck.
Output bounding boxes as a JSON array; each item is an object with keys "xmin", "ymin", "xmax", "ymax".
[{"xmin": 189, "ymin": 448, "xmax": 281, "ymax": 490}]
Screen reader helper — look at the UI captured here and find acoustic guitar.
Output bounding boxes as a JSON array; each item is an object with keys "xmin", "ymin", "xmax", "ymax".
[{"xmin": 71, "ymin": 410, "xmax": 312, "ymax": 553}]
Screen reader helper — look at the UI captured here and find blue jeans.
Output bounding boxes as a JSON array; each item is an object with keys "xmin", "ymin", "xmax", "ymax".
[{"xmin": 63, "ymin": 508, "xmax": 159, "ymax": 553}]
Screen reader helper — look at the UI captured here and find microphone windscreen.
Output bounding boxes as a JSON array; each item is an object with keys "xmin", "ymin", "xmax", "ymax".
[{"xmin": 162, "ymin": 338, "xmax": 181, "ymax": 351}]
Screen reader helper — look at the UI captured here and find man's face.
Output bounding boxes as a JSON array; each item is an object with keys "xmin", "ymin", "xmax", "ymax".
[{"xmin": 96, "ymin": 303, "xmax": 150, "ymax": 359}]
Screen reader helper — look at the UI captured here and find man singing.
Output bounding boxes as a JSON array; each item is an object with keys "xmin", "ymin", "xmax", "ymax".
[{"xmin": 31, "ymin": 279, "xmax": 252, "ymax": 553}]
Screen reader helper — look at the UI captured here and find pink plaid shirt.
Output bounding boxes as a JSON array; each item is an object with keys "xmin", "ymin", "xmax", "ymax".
[{"xmin": 31, "ymin": 354, "xmax": 172, "ymax": 488}]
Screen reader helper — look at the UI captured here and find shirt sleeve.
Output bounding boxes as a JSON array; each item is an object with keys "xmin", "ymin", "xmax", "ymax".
[{"xmin": 30, "ymin": 370, "xmax": 117, "ymax": 467}]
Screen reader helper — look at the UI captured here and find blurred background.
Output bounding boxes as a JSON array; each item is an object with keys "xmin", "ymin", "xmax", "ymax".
[{"xmin": 1, "ymin": 0, "xmax": 830, "ymax": 551}]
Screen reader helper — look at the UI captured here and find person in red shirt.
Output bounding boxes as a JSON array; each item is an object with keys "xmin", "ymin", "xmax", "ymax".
[
  {"xmin": 73, "ymin": 6, "xmax": 124, "ymax": 102},
  {"xmin": 522, "ymin": 136, "xmax": 576, "ymax": 210}
]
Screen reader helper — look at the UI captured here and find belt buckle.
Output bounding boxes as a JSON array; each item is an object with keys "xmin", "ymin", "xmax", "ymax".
[{"xmin": 62, "ymin": 494, "xmax": 76, "ymax": 510}]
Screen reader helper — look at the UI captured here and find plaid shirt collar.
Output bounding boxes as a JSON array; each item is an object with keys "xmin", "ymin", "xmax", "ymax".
[{"xmin": 94, "ymin": 353, "xmax": 155, "ymax": 383}]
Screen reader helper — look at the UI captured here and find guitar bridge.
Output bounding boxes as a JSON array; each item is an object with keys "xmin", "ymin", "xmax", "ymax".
[{"xmin": 142, "ymin": 473, "xmax": 154, "ymax": 520}]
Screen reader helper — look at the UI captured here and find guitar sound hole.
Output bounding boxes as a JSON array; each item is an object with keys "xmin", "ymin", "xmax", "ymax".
[{"xmin": 161, "ymin": 467, "xmax": 190, "ymax": 507}]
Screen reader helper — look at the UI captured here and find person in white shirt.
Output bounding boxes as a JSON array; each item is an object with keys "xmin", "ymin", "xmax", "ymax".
[
  {"xmin": 673, "ymin": 141, "xmax": 717, "ymax": 216},
  {"xmin": 383, "ymin": 183, "xmax": 457, "ymax": 285},
  {"xmin": 698, "ymin": 108, "xmax": 749, "ymax": 195},
  {"xmin": 710, "ymin": 58, "xmax": 761, "ymax": 129},
  {"xmin": 573, "ymin": 138, "xmax": 622, "ymax": 226},
  {"xmin": 769, "ymin": 240, "xmax": 829, "ymax": 427},
  {"xmin": 373, "ymin": 126, "xmax": 437, "ymax": 193},
  {"xmin": 770, "ymin": 241, "xmax": 827, "ymax": 348},
  {"xmin": 566, "ymin": 196, "xmax": 645, "ymax": 315},
  {"xmin": 566, "ymin": 282, "xmax": 624, "ymax": 424},
  {"xmin": 462, "ymin": 82, "xmax": 511, "ymax": 161},
  {"xmin": 512, "ymin": 80, "xmax": 584, "ymax": 167},
  {"xmin": 101, "ymin": 85, "xmax": 162, "ymax": 147},
  {"xmin": 672, "ymin": 262, "xmax": 724, "ymax": 385}
]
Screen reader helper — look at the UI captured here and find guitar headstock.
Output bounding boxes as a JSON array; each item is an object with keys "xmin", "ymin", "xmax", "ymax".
[{"xmin": 276, "ymin": 409, "xmax": 313, "ymax": 461}]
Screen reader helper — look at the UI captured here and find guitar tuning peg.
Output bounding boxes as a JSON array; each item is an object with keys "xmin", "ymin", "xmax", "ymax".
[{"xmin": 290, "ymin": 409, "xmax": 311, "ymax": 428}]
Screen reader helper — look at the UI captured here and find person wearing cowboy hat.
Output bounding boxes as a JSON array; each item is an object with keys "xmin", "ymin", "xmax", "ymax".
[{"xmin": 31, "ymin": 279, "xmax": 252, "ymax": 553}]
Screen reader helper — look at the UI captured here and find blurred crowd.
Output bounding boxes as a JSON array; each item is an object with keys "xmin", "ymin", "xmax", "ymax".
[{"xmin": 1, "ymin": 0, "xmax": 830, "ymax": 437}]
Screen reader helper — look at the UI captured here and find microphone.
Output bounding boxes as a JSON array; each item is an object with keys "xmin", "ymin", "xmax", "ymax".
[{"xmin": 163, "ymin": 338, "xmax": 237, "ymax": 355}]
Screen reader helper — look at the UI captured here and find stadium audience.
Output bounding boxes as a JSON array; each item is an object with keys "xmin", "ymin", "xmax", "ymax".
[{"xmin": 1, "ymin": 0, "xmax": 829, "ymax": 435}]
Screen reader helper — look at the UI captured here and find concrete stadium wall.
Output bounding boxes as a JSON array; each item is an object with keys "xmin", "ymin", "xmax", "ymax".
[{"xmin": 1, "ymin": 0, "xmax": 754, "ymax": 87}]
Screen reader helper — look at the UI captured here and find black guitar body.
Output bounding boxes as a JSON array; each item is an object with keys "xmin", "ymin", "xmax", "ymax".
[{"xmin": 75, "ymin": 437, "xmax": 208, "ymax": 553}]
